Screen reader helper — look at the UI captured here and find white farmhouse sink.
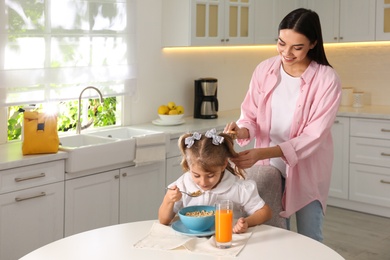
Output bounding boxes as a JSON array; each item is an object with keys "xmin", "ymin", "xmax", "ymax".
[
  {"xmin": 59, "ymin": 134, "xmax": 135, "ymax": 173},
  {"xmin": 59, "ymin": 134, "xmax": 114, "ymax": 148},
  {"xmin": 88, "ymin": 127, "xmax": 161, "ymax": 139}
]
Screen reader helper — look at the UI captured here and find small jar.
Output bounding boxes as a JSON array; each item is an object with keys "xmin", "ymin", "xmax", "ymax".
[{"xmin": 352, "ymin": 92, "xmax": 364, "ymax": 108}]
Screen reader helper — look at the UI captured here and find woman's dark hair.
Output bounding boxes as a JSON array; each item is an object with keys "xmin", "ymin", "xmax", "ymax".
[{"xmin": 278, "ymin": 8, "xmax": 331, "ymax": 67}]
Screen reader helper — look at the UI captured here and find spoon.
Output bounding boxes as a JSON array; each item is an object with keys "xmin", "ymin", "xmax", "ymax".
[{"xmin": 165, "ymin": 187, "xmax": 203, "ymax": 197}]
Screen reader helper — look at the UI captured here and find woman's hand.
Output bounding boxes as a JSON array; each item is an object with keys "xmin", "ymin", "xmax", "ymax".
[
  {"xmin": 230, "ymin": 149, "xmax": 260, "ymax": 169},
  {"xmin": 224, "ymin": 122, "xmax": 249, "ymax": 140},
  {"xmin": 233, "ymin": 217, "xmax": 249, "ymax": 234},
  {"xmin": 231, "ymin": 146, "xmax": 284, "ymax": 169}
]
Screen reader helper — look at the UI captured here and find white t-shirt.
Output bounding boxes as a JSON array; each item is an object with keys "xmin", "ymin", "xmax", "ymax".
[
  {"xmin": 270, "ymin": 65, "xmax": 301, "ymax": 177},
  {"xmin": 169, "ymin": 171, "xmax": 265, "ymax": 219}
]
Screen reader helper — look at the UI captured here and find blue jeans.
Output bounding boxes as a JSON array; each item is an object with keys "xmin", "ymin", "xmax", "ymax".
[{"xmin": 286, "ymin": 200, "xmax": 324, "ymax": 242}]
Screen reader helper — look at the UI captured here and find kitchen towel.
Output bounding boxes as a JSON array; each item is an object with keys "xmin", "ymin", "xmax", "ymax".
[
  {"xmin": 133, "ymin": 133, "xmax": 168, "ymax": 166},
  {"xmin": 133, "ymin": 222, "xmax": 253, "ymax": 257}
]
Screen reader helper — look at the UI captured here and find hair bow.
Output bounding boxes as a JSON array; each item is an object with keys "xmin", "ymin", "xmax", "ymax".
[
  {"xmin": 185, "ymin": 132, "xmax": 202, "ymax": 148},
  {"xmin": 205, "ymin": 128, "xmax": 224, "ymax": 145}
]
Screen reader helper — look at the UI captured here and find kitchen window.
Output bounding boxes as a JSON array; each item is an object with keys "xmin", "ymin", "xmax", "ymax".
[{"xmin": 0, "ymin": 0, "xmax": 136, "ymax": 144}]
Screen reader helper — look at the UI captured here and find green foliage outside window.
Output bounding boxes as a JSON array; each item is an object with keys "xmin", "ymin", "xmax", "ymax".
[{"xmin": 7, "ymin": 97, "xmax": 117, "ymax": 141}]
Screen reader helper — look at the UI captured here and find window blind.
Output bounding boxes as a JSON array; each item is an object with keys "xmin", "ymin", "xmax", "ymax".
[{"xmin": 0, "ymin": 0, "xmax": 136, "ymax": 107}]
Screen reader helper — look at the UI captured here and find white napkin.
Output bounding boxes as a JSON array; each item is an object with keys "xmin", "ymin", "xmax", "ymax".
[
  {"xmin": 134, "ymin": 222, "xmax": 196, "ymax": 250},
  {"xmin": 133, "ymin": 222, "xmax": 253, "ymax": 257}
]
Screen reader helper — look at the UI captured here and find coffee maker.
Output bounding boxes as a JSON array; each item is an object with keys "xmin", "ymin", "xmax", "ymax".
[{"xmin": 194, "ymin": 78, "xmax": 218, "ymax": 119}]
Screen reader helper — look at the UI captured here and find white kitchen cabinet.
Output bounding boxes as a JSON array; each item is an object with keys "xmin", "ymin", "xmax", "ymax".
[
  {"xmin": 64, "ymin": 170, "xmax": 120, "ymax": 236},
  {"xmin": 166, "ymin": 156, "xmax": 184, "ymax": 186},
  {"xmin": 119, "ymin": 162, "xmax": 166, "ymax": 223},
  {"xmin": 349, "ymin": 118, "xmax": 390, "ymax": 215},
  {"xmin": 376, "ymin": 0, "xmax": 390, "ymax": 40},
  {"xmin": 162, "ymin": 0, "xmax": 254, "ymax": 47},
  {"xmin": 329, "ymin": 117, "xmax": 349, "ymax": 199},
  {"xmin": 254, "ymin": 0, "xmax": 306, "ymax": 44},
  {"xmin": 65, "ymin": 162, "xmax": 166, "ymax": 236},
  {"xmin": 166, "ymin": 138, "xmax": 184, "ymax": 186},
  {"xmin": 0, "ymin": 161, "xmax": 64, "ymax": 260},
  {"xmin": 329, "ymin": 117, "xmax": 390, "ymax": 218},
  {"xmin": 307, "ymin": 0, "xmax": 375, "ymax": 43}
]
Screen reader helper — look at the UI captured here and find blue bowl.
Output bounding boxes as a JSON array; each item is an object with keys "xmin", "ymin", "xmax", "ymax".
[{"xmin": 178, "ymin": 205, "xmax": 215, "ymax": 232}]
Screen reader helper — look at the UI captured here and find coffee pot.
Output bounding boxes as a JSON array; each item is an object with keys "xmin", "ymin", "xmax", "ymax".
[{"xmin": 194, "ymin": 78, "xmax": 218, "ymax": 119}]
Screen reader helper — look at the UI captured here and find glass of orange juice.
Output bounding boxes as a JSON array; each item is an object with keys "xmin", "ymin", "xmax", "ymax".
[{"xmin": 215, "ymin": 200, "xmax": 233, "ymax": 249}]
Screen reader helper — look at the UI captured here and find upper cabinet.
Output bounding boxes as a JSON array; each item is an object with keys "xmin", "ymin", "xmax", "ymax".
[
  {"xmin": 162, "ymin": 0, "xmax": 254, "ymax": 47},
  {"xmin": 376, "ymin": 0, "xmax": 390, "ymax": 40},
  {"xmin": 254, "ymin": 0, "xmax": 306, "ymax": 44},
  {"xmin": 307, "ymin": 0, "xmax": 376, "ymax": 43},
  {"xmin": 163, "ymin": 0, "xmax": 389, "ymax": 47}
]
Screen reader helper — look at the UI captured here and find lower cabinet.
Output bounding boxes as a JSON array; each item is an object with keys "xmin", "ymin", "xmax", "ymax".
[
  {"xmin": 0, "ymin": 182, "xmax": 64, "ymax": 260},
  {"xmin": 166, "ymin": 156, "xmax": 184, "ymax": 186},
  {"xmin": 119, "ymin": 162, "xmax": 165, "ymax": 223},
  {"xmin": 328, "ymin": 116, "xmax": 390, "ymax": 218},
  {"xmin": 0, "ymin": 160, "xmax": 65, "ymax": 260},
  {"xmin": 64, "ymin": 170, "xmax": 120, "ymax": 236},
  {"xmin": 329, "ymin": 117, "xmax": 349, "ymax": 199},
  {"xmin": 65, "ymin": 162, "xmax": 166, "ymax": 237}
]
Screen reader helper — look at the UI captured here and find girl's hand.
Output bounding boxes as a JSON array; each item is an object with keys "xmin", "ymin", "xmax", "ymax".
[
  {"xmin": 165, "ymin": 185, "xmax": 182, "ymax": 203},
  {"xmin": 233, "ymin": 217, "xmax": 249, "ymax": 234}
]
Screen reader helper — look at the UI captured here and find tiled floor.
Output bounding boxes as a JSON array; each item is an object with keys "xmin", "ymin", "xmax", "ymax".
[{"xmin": 290, "ymin": 206, "xmax": 390, "ymax": 260}]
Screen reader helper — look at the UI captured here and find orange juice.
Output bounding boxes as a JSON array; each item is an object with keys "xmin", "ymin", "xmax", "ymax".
[{"xmin": 215, "ymin": 209, "xmax": 233, "ymax": 243}]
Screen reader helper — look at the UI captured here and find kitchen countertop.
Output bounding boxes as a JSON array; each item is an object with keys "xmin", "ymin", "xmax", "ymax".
[
  {"xmin": 1, "ymin": 106, "xmax": 390, "ymax": 171},
  {"xmin": 337, "ymin": 105, "xmax": 390, "ymax": 120},
  {"xmin": 128, "ymin": 109, "xmax": 242, "ymax": 139},
  {"xmin": 0, "ymin": 141, "xmax": 68, "ymax": 171}
]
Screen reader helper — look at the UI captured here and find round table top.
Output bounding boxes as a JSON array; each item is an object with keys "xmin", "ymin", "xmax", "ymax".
[{"xmin": 20, "ymin": 220, "xmax": 344, "ymax": 260}]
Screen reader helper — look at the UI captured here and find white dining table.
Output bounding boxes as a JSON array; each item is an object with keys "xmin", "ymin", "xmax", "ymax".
[{"xmin": 20, "ymin": 220, "xmax": 344, "ymax": 260}]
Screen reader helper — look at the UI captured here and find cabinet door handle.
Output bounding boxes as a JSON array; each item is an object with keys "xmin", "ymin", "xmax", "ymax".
[
  {"xmin": 380, "ymin": 180, "xmax": 390, "ymax": 185},
  {"xmin": 15, "ymin": 173, "xmax": 46, "ymax": 182},
  {"xmin": 122, "ymin": 173, "xmax": 127, "ymax": 177},
  {"xmin": 334, "ymin": 120, "xmax": 339, "ymax": 124},
  {"xmin": 381, "ymin": 128, "xmax": 390, "ymax": 133},
  {"xmin": 115, "ymin": 175, "xmax": 120, "ymax": 179},
  {"xmin": 15, "ymin": 192, "xmax": 46, "ymax": 202},
  {"xmin": 381, "ymin": 152, "xmax": 390, "ymax": 157}
]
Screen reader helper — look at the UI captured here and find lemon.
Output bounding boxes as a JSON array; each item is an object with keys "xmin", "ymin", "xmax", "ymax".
[
  {"xmin": 168, "ymin": 109, "xmax": 179, "ymax": 115},
  {"xmin": 167, "ymin": 101, "xmax": 176, "ymax": 110},
  {"xmin": 176, "ymin": 105, "xmax": 184, "ymax": 114},
  {"xmin": 158, "ymin": 105, "xmax": 169, "ymax": 115}
]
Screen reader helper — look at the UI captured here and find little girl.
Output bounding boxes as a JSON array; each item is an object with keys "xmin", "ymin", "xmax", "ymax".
[{"xmin": 158, "ymin": 128, "xmax": 272, "ymax": 233}]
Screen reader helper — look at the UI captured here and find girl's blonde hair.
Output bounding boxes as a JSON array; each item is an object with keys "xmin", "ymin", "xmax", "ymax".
[{"xmin": 178, "ymin": 130, "xmax": 245, "ymax": 179}]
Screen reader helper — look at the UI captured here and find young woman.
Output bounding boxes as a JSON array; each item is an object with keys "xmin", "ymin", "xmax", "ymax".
[
  {"xmin": 224, "ymin": 8, "xmax": 341, "ymax": 241},
  {"xmin": 158, "ymin": 129, "xmax": 272, "ymax": 234}
]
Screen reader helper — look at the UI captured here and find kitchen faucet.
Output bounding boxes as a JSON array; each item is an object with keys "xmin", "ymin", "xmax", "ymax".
[{"xmin": 76, "ymin": 86, "xmax": 104, "ymax": 134}]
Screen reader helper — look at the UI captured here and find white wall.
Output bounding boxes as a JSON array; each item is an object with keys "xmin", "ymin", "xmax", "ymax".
[{"xmin": 127, "ymin": 0, "xmax": 390, "ymax": 125}]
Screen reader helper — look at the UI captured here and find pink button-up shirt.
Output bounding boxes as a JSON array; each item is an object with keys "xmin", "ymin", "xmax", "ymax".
[{"xmin": 236, "ymin": 56, "xmax": 341, "ymax": 218}]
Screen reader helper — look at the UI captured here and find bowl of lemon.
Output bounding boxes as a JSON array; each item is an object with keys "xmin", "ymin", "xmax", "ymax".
[{"xmin": 158, "ymin": 102, "xmax": 184, "ymax": 124}]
